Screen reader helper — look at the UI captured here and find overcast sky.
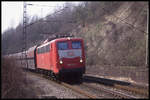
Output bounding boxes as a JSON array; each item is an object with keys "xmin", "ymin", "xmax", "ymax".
[{"xmin": 2, "ymin": 1, "xmax": 80, "ymax": 34}]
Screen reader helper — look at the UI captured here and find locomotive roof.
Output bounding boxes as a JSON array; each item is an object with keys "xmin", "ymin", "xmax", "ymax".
[
  {"xmin": 37, "ymin": 41, "xmax": 52, "ymax": 48},
  {"xmin": 37, "ymin": 37, "xmax": 82, "ymax": 49},
  {"xmin": 54, "ymin": 37, "xmax": 82, "ymax": 41},
  {"xmin": 27, "ymin": 45, "xmax": 37, "ymax": 52}
]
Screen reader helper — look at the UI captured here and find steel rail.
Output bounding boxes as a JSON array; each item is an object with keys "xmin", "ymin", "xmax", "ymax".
[
  {"xmin": 114, "ymin": 84, "xmax": 149, "ymax": 96},
  {"xmin": 82, "ymin": 83, "xmax": 138, "ymax": 99},
  {"xmin": 83, "ymin": 74, "xmax": 148, "ymax": 97}
]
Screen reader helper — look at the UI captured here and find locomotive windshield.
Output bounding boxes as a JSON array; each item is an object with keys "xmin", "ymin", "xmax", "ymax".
[
  {"xmin": 72, "ymin": 41, "xmax": 81, "ymax": 49},
  {"xmin": 57, "ymin": 42, "xmax": 68, "ymax": 50},
  {"xmin": 57, "ymin": 40, "xmax": 82, "ymax": 59}
]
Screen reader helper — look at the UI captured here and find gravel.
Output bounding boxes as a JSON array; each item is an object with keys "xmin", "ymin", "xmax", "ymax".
[{"xmin": 25, "ymin": 71, "xmax": 86, "ymax": 98}]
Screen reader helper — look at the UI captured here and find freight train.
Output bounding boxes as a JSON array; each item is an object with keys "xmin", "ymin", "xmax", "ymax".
[{"xmin": 7, "ymin": 36, "xmax": 86, "ymax": 80}]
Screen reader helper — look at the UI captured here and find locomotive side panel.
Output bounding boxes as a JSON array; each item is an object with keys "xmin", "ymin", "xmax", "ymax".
[
  {"xmin": 51, "ymin": 42, "xmax": 59, "ymax": 74},
  {"xmin": 49, "ymin": 43, "xmax": 52, "ymax": 70},
  {"xmin": 36, "ymin": 44, "xmax": 51, "ymax": 70},
  {"xmin": 36, "ymin": 53, "xmax": 50, "ymax": 70}
]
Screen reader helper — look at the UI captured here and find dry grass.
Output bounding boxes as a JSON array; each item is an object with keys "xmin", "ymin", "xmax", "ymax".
[{"xmin": 1, "ymin": 57, "xmax": 37, "ymax": 98}]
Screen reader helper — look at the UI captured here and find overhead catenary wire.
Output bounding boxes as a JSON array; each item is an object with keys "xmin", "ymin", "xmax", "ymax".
[
  {"xmin": 146, "ymin": 5, "xmax": 149, "ymax": 67},
  {"xmin": 101, "ymin": 7, "xmax": 148, "ymax": 35},
  {"xmin": 26, "ymin": 3, "xmax": 148, "ymax": 35},
  {"xmin": 25, "ymin": 6, "xmax": 69, "ymax": 28},
  {"xmin": 27, "ymin": 3, "xmax": 64, "ymax": 8}
]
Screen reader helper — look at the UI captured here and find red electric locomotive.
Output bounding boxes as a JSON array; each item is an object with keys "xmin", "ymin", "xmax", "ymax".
[{"xmin": 27, "ymin": 36, "xmax": 85, "ymax": 80}]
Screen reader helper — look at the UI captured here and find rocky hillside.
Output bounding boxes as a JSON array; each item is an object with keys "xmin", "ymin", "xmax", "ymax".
[{"xmin": 71, "ymin": 2, "xmax": 148, "ymax": 66}]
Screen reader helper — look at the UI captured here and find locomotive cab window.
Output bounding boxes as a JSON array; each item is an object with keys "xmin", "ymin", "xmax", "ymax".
[
  {"xmin": 72, "ymin": 41, "xmax": 81, "ymax": 49},
  {"xmin": 37, "ymin": 48, "xmax": 41, "ymax": 54},
  {"xmin": 57, "ymin": 42, "xmax": 68, "ymax": 50},
  {"xmin": 37, "ymin": 44, "xmax": 50, "ymax": 54},
  {"xmin": 45, "ymin": 44, "xmax": 50, "ymax": 52},
  {"xmin": 41, "ymin": 47, "xmax": 45, "ymax": 53}
]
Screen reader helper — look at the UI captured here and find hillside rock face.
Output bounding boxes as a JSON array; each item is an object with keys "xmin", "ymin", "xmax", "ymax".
[{"xmin": 72, "ymin": 2, "xmax": 148, "ymax": 66}]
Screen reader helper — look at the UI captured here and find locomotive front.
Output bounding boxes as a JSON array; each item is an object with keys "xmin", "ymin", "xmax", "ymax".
[{"xmin": 55, "ymin": 37, "xmax": 85, "ymax": 78}]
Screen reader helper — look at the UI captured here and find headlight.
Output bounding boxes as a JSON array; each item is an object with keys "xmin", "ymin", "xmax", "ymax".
[
  {"xmin": 80, "ymin": 59, "xmax": 83, "ymax": 63},
  {"xmin": 60, "ymin": 60, "xmax": 63, "ymax": 64}
]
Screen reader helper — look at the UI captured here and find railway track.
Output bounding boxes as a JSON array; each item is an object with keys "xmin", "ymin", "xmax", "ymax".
[
  {"xmin": 83, "ymin": 74, "xmax": 149, "ymax": 98},
  {"xmin": 114, "ymin": 84, "xmax": 149, "ymax": 97},
  {"xmin": 80, "ymin": 83, "xmax": 138, "ymax": 99},
  {"xmin": 61, "ymin": 82, "xmax": 97, "ymax": 98},
  {"xmin": 24, "ymin": 69, "xmax": 147, "ymax": 98}
]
